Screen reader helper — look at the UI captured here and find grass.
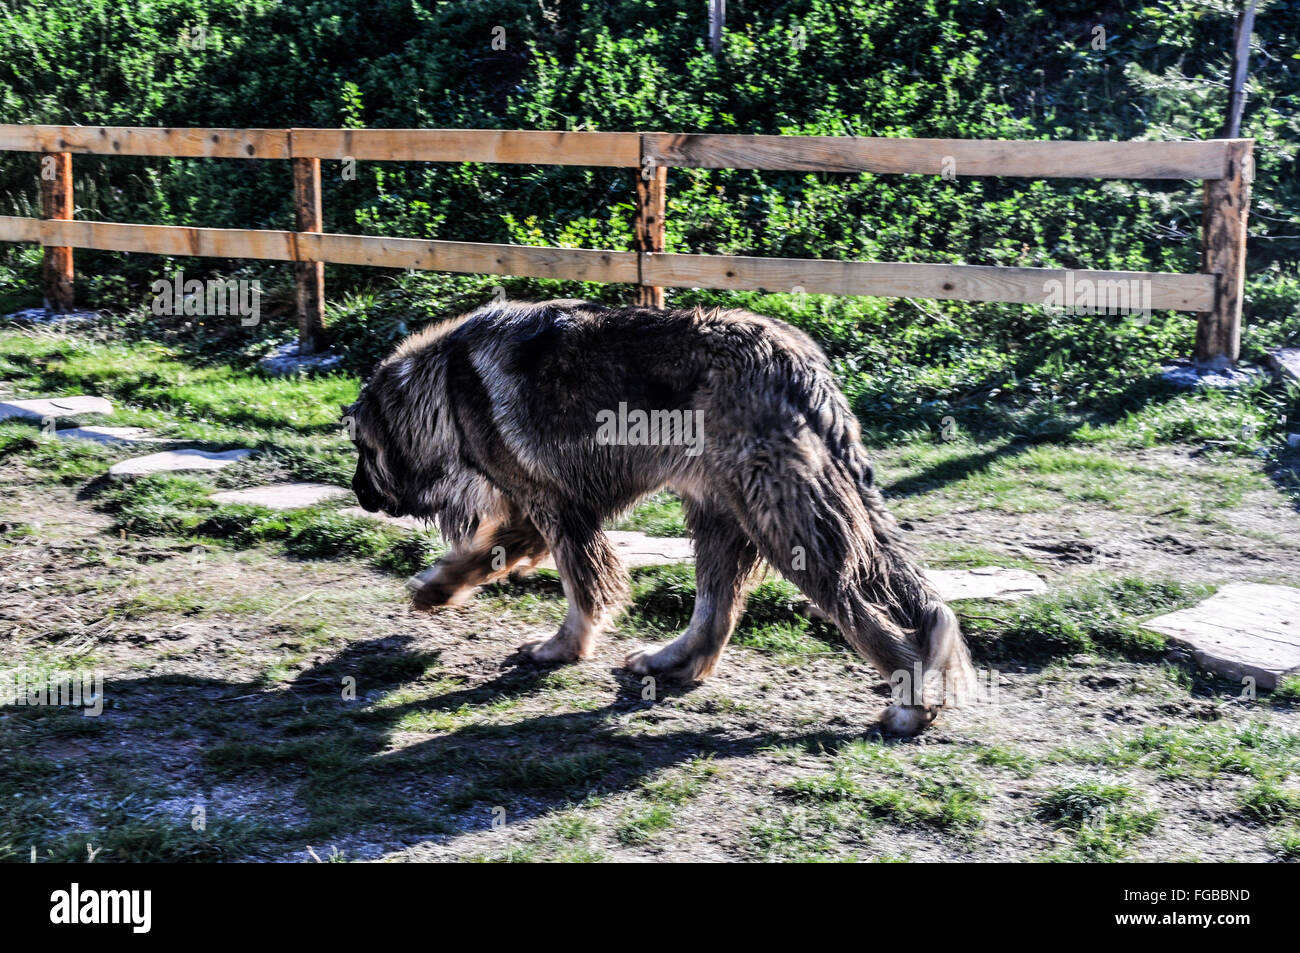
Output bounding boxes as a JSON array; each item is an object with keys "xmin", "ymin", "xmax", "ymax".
[
  {"xmin": 1238, "ymin": 781, "xmax": 1300, "ymax": 824},
  {"xmin": 3, "ymin": 319, "xmax": 1299, "ymax": 862},
  {"xmin": 780, "ymin": 740, "xmax": 987, "ymax": 832},
  {"xmin": 1274, "ymin": 676, "xmax": 1300, "ymax": 704},
  {"xmin": 1270, "ymin": 826, "xmax": 1300, "ymax": 861},
  {"xmin": 614, "ymin": 804, "xmax": 676, "ymax": 845},
  {"xmin": 611, "ymin": 491, "xmax": 687, "ymax": 537},
  {"xmin": 1050, "ymin": 721, "xmax": 1300, "ymax": 789},
  {"xmin": 975, "ymin": 745, "xmax": 1037, "ymax": 779},
  {"xmin": 960, "ymin": 578, "xmax": 1207, "ymax": 664},
  {"xmin": 884, "ymin": 438, "xmax": 1265, "ymax": 522},
  {"xmin": 1036, "ymin": 778, "xmax": 1161, "ymax": 861}
]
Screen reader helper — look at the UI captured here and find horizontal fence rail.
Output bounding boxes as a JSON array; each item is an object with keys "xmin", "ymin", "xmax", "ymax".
[
  {"xmin": 0, "ymin": 125, "xmax": 1253, "ymax": 363},
  {"xmin": 643, "ymin": 134, "xmax": 1234, "ymax": 179},
  {"xmin": 642, "ymin": 254, "xmax": 1217, "ymax": 311}
]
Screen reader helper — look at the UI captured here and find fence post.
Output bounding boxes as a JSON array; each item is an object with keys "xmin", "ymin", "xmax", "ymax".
[
  {"xmin": 1195, "ymin": 138, "xmax": 1253, "ymax": 366},
  {"xmin": 635, "ymin": 145, "xmax": 667, "ymax": 309},
  {"xmin": 40, "ymin": 151, "xmax": 74, "ymax": 313},
  {"xmin": 291, "ymin": 156, "xmax": 326, "ymax": 353}
]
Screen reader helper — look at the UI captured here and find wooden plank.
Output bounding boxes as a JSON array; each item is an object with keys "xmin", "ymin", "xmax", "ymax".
[
  {"xmin": 40, "ymin": 152, "xmax": 74, "ymax": 312},
  {"xmin": 642, "ymin": 254, "xmax": 1216, "ymax": 311},
  {"xmin": 27, "ymin": 220, "xmax": 299, "ymax": 260},
  {"xmin": 0, "ymin": 215, "xmax": 1216, "ymax": 311},
  {"xmin": 0, "ymin": 216, "xmax": 43, "ymax": 243},
  {"xmin": 292, "ymin": 157, "xmax": 326, "ymax": 353},
  {"xmin": 0, "ymin": 125, "xmax": 290, "ymax": 159},
  {"xmin": 299, "ymin": 233, "xmax": 639, "ymax": 282},
  {"xmin": 1195, "ymin": 139, "xmax": 1253, "ymax": 364},
  {"xmin": 0, "ymin": 218, "xmax": 637, "ymax": 283},
  {"xmin": 289, "ymin": 128, "xmax": 640, "ymax": 166},
  {"xmin": 644, "ymin": 133, "xmax": 1232, "ymax": 179},
  {"xmin": 634, "ymin": 160, "xmax": 668, "ymax": 307},
  {"xmin": 0, "ymin": 126, "xmax": 1238, "ymax": 179}
]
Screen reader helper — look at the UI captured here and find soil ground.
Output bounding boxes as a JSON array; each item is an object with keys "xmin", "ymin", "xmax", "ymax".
[{"xmin": 4, "ymin": 428, "xmax": 1299, "ymax": 862}]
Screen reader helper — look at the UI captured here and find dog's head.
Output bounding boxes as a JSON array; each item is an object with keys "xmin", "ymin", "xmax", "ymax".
[
  {"xmin": 343, "ymin": 387, "xmax": 410, "ymax": 517},
  {"xmin": 342, "ymin": 308, "xmax": 505, "ymax": 537},
  {"xmin": 342, "ymin": 359, "xmax": 449, "ymax": 520}
]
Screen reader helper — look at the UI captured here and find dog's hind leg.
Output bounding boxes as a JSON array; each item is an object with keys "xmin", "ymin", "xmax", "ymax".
[
  {"xmin": 726, "ymin": 429, "xmax": 969, "ymax": 734},
  {"xmin": 408, "ymin": 508, "xmax": 549, "ymax": 610},
  {"xmin": 520, "ymin": 509, "xmax": 629, "ymax": 664},
  {"xmin": 625, "ymin": 498, "xmax": 761, "ymax": 682}
]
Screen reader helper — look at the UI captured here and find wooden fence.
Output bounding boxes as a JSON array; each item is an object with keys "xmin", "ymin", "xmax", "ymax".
[{"xmin": 0, "ymin": 125, "xmax": 1253, "ymax": 363}]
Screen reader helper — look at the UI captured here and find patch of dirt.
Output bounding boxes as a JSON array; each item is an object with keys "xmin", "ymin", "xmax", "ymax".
[{"xmin": 899, "ymin": 450, "xmax": 1300, "ymax": 583}]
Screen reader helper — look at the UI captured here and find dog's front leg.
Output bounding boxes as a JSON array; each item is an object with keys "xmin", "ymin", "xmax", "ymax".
[
  {"xmin": 521, "ymin": 510, "xmax": 628, "ymax": 664},
  {"xmin": 408, "ymin": 511, "xmax": 548, "ymax": 610}
]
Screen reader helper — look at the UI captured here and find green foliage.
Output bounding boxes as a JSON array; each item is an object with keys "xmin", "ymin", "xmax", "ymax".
[{"xmin": 0, "ymin": 0, "xmax": 1295, "ymax": 418}]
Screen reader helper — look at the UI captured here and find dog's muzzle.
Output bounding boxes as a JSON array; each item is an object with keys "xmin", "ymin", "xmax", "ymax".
[{"xmin": 351, "ymin": 462, "xmax": 389, "ymax": 514}]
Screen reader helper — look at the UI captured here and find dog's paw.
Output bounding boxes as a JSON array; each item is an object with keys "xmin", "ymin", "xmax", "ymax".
[
  {"xmin": 624, "ymin": 645, "xmax": 711, "ymax": 683},
  {"xmin": 519, "ymin": 636, "xmax": 583, "ymax": 665},
  {"xmin": 405, "ymin": 576, "xmax": 472, "ymax": 611},
  {"xmin": 879, "ymin": 704, "xmax": 940, "ymax": 737}
]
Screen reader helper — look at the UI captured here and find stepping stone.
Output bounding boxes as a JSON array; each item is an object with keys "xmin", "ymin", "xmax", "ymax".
[
  {"xmin": 925, "ymin": 566, "xmax": 1047, "ymax": 603},
  {"xmin": 1266, "ymin": 347, "xmax": 1300, "ymax": 384},
  {"xmin": 0, "ymin": 395, "xmax": 113, "ymax": 421},
  {"xmin": 210, "ymin": 483, "xmax": 349, "ymax": 510},
  {"xmin": 342, "ymin": 512, "xmax": 694, "ymax": 567},
  {"xmin": 109, "ymin": 448, "xmax": 253, "ymax": 476},
  {"xmin": 1143, "ymin": 582, "xmax": 1300, "ymax": 690},
  {"xmin": 536, "ymin": 531, "xmax": 694, "ymax": 571},
  {"xmin": 3, "ymin": 307, "xmax": 99, "ymax": 326},
  {"xmin": 337, "ymin": 510, "xmax": 1048, "ymax": 597},
  {"xmin": 1159, "ymin": 358, "xmax": 1265, "ymax": 390},
  {"xmin": 55, "ymin": 426, "xmax": 163, "ymax": 445},
  {"xmin": 340, "ymin": 507, "xmax": 433, "ymax": 532},
  {"xmin": 259, "ymin": 341, "xmax": 344, "ymax": 376}
]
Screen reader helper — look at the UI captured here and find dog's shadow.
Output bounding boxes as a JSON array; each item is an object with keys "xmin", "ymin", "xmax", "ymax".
[{"xmin": 80, "ymin": 633, "xmax": 872, "ymax": 858}]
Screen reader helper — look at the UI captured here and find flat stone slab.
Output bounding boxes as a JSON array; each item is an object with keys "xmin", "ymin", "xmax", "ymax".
[
  {"xmin": 109, "ymin": 448, "xmax": 253, "ymax": 476},
  {"xmin": 1266, "ymin": 347, "xmax": 1300, "ymax": 384},
  {"xmin": 259, "ymin": 341, "xmax": 345, "ymax": 376},
  {"xmin": 0, "ymin": 395, "xmax": 113, "ymax": 421},
  {"xmin": 925, "ymin": 566, "xmax": 1048, "ymax": 602},
  {"xmin": 1159, "ymin": 358, "xmax": 1265, "ymax": 390},
  {"xmin": 211, "ymin": 483, "xmax": 349, "ymax": 510},
  {"xmin": 55, "ymin": 426, "xmax": 163, "ymax": 445},
  {"xmin": 340, "ymin": 507, "xmax": 434, "ymax": 531},
  {"xmin": 3, "ymin": 308, "xmax": 99, "ymax": 326},
  {"xmin": 535, "ymin": 531, "xmax": 694, "ymax": 571},
  {"xmin": 1143, "ymin": 582, "xmax": 1300, "ymax": 690}
]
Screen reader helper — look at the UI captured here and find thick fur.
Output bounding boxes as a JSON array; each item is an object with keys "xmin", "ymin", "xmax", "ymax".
[{"xmin": 346, "ymin": 299, "xmax": 976, "ymax": 734}]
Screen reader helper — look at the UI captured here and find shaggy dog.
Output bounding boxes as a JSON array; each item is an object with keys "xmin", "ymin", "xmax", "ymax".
[{"xmin": 345, "ymin": 299, "xmax": 975, "ymax": 734}]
